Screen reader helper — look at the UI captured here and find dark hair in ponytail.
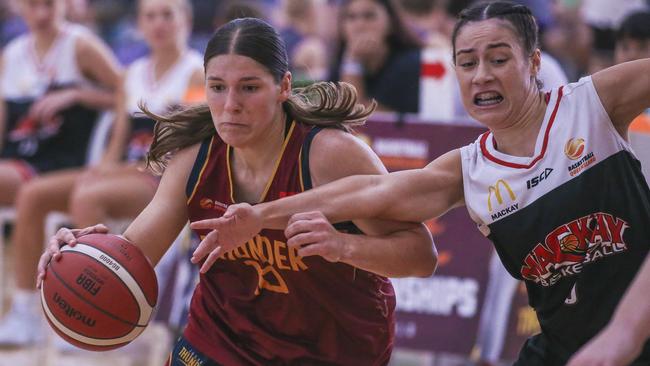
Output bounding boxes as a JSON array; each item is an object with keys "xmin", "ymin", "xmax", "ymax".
[{"xmin": 144, "ymin": 17, "xmax": 375, "ymax": 174}]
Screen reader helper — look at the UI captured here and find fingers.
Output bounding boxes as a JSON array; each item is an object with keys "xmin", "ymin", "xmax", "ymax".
[
  {"xmin": 56, "ymin": 227, "xmax": 80, "ymax": 247},
  {"xmin": 191, "ymin": 229, "xmax": 219, "ymax": 264},
  {"xmin": 285, "ymin": 212, "xmax": 329, "ymax": 238},
  {"xmin": 200, "ymin": 250, "xmax": 222, "ymax": 274},
  {"xmin": 190, "ymin": 217, "xmax": 231, "ymax": 230}
]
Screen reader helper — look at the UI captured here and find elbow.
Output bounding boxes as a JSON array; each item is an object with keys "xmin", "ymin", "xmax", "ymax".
[
  {"xmin": 411, "ymin": 237, "xmax": 438, "ymax": 278},
  {"xmin": 414, "ymin": 251, "xmax": 438, "ymax": 278}
]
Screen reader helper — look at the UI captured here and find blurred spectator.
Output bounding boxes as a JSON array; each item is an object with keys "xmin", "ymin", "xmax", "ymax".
[
  {"xmin": 279, "ymin": 0, "xmax": 328, "ymax": 83},
  {"xmin": 580, "ymin": 0, "xmax": 647, "ymax": 73},
  {"xmin": 0, "ymin": 0, "xmax": 123, "ymax": 347},
  {"xmin": 542, "ymin": 0, "xmax": 592, "ymax": 80},
  {"xmin": 397, "ymin": 0, "xmax": 455, "ymax": 47},
  {"xmin": 0, "ymin": 0, "xmax": 28, "ymax": 48},
  {"xmin": 330, "ymin": 0, "xmax": 423, "ymax": 114},
  {"xmin": 616, "ymin": 11, "xmax": 650, "ymax": 182}
]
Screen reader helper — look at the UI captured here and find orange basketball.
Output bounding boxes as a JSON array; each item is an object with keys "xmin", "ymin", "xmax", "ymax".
[{"xmin": 40, "ymin": 233, "xmax": 158, "ymax": 351}]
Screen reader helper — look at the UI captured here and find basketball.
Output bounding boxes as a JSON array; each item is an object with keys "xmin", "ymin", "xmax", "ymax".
[
  {"xmin": 560, "ymin": 234, "xmax": 581, "ymax": 253},
  {"xmin": 40, "ymin": 233, "xmax": 158, "ymax": 351}
]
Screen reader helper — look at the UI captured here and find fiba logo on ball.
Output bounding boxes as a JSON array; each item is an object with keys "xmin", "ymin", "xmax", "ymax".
[
  {"xmin": 564, "ymin": 138, "xmax": 585, "ymax": 160},
  {"xmin": 40, "ymin": 234, "xmax": 158, "ymax": 351},
  {"xmin": 559, "ymin": 234, "xmax": 582, "ymax": 254}
]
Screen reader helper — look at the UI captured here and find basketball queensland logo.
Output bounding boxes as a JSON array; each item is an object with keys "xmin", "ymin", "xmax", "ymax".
[
  {"xmin": 487, "ymin": 179, "xmax": 519, "ymax": 220},
  {"xmin": 565, "ymin": 137, "xmax": 596, "ymax": 176},
  {"xmin": 521, "ymin": 212, "xmax": 629, "ymax": 287}
]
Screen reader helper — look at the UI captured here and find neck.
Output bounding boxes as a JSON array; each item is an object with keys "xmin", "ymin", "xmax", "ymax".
[
  {"xmin": 232, "ymin": 111, "xmax": 288, "ymax": 176},
  {"xmin": 491, "ymin": 89, "xmax": 548, "ymax": 157},
  {"xmin": 32, "ymin": 23, "xmax": 63, "ymax": 54},
  {"xmin": 150, "ymin": 44, "xmax": 184, "ymax": 80}
]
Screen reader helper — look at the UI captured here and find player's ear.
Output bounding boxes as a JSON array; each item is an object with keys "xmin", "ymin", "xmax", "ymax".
[{"xmin": 278, "ymin": 72, "xmax": 291, "ymax": 102}]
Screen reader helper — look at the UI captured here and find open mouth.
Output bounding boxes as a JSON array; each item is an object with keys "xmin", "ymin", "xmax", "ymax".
[{"xmin": 474, "ymin": 92, "xmax": 504, "ymax": 106}]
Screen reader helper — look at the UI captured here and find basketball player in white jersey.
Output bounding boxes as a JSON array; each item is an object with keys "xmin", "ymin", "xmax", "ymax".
[
  {"xmin": 0, "ymin": 0, "xmax": 122, "ymax": 347},
  {"xmin": 186, "ymin": 2, "xmax": 650, "ymax": 365}
]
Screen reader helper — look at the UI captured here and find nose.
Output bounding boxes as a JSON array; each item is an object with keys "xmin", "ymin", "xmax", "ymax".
[
  {"xmin": 223, "ymin": 89, "xmax": 241, "ymax": 114},
  {"xmin": 472, "ymin": 61, "xmax": 494, "ymax": 85}
]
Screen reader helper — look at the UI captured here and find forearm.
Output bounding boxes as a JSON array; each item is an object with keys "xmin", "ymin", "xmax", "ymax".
[
  {"xmin": 607, "ymin": 253, "xmax": 650, "ymax": 343},
  {"xmin": 259, "ymin": 174, "xmax": 388, "ymax": 229},
  {"xmin": 340, "ymin": 225, "xmax": 437, "ymax": 278},
  {"xmin": 73, "ymin": 84, "xmax": 116, "ymax": 111}
]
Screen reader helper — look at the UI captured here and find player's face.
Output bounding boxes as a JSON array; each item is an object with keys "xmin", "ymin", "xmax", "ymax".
[
  {"xmin": 18, "ymin": 0, "xmax": 65, "ymax": 32},
  {"xmin": 615, "ymin": 38, "xmax": 650, "ymax": 64},
  {"xmin": 342, "ymin": 0, "xmax": 391, "ymax": 42},
  {"xmin": 454, "ymin": 19, "xmax": 540, "ymax": 129},
  {"xmin": 205, "ymin": 54, "xmax": 291, "ymax": 148},
  {"xmin": 138, "ymin": 0, "xmax": 188, "ymax": 50}
]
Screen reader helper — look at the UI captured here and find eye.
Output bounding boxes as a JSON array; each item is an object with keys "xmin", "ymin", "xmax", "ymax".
[
  {"xmin": 459, "ymin": 60, "xmax": 476, "ymax": 68},
  {"xmin": 210, "ymin": 84, "xmax": 226, "ymax": 92},
  {"xmin": 492, "ymin": 58, "xmax": 508, "ymax": 65},
  {"xmin": 242, "ymin": 85, "xmax": 259, "ymax": 92}
]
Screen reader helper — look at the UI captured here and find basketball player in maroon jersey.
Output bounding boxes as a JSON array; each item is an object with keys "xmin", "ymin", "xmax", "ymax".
[{"xmin": 38, "ymin": 17, "xmax": 436, "ymax": 365}]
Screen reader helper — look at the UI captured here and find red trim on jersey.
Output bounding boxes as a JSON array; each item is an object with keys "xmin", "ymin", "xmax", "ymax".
[{"xmin": 480, "ymin": 86, "xmax": 564, "ymax": 169}]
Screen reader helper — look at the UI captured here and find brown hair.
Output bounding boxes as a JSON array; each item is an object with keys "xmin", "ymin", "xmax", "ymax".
[{"xmin": 144, "ymin": 18, "xmax": 375, "ymax": 174}]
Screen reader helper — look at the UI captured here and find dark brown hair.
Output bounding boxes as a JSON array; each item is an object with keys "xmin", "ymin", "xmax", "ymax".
[{"xmin": 144, "ymin": 18, "xmax": 375, "ymax": 174}]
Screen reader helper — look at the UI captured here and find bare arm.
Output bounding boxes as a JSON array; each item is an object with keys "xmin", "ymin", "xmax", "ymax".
[
  {"xmin": 74, "ymin": 31, "xmax": 123, "ymax": 110},
  {"xmin": 286, "ymin": 129, "xmax": 437, "ymax": 277},
  {"xmin": 190, "ymin": 143, "xmax": 464, "ymax": 272},
  {"xmin": 122, "ymin": 144, "xmax": 199, "ymax": 265},
  {"xmin": 567, "ymin": 254, "xmax": 650, "ymax": 366},
  {"xmin": 592, "ymin": 58, "xmax": 650, "ymax": 137},
  {"xmin": 37, "ymin": 144, "xmax": 200, "ymax": 286},
  {"xmin": 260, "ymin": 148, "xmax": 464, "ymax": 227}
]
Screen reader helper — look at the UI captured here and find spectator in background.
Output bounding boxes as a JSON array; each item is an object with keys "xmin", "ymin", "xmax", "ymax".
[
  {"xmin": 397, "ymin": 0, "xmax": 456, "ymax": 47},
  {"xmin": 279, "ymin": 0, "xmax": 328, "ymax": 84},
  {"xmin": 616, "ymin": 11, "xmax": 650, "ymax": 182},
  {"xmin": 0, "ymin": 0, "xmax": 123, "ymax": 346},
  {"xmin": 330, "ymin": 0, "xmax": 423, "ymax": 114}
]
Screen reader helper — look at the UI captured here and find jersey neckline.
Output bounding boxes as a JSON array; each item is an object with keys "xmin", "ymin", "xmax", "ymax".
[{"xmin": 480, "ymin": 86, "xmax": 564, "ymax": 169}]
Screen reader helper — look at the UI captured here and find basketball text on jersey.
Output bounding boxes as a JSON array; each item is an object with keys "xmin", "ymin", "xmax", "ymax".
[
  {"xmin": 521, "ymin": 212, "xmax": 629, "ymax": 286},
  {"xmin": 199, "ymin": 233, "xmax": 309, "ymax": 295}
]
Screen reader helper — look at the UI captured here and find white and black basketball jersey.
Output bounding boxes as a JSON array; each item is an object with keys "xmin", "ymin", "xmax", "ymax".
[
  {"xmin": 461, "ymin": 77, "xmax": 650, "ymax": 361},
  {"xmin": 124, "ymin": 50, "xmax": 203, "ymax": 115},
  {"xmin": 0, "ymin": 23, "xmax": 99, "ymax": 172},
  {"xmin": 123, "ymin": 50, "xmax": 202, "ymax": 162},
  {"xmin": 1, "ymin": 23, "xmax": 90, "ymax": 100}
]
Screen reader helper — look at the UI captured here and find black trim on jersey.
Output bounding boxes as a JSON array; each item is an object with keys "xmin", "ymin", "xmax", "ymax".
[
  {"xmin": 186, "ymin": 137, "xmax": 212, "ymax": 198},
  {"xmin": 300, "ymin": 126, "xmax": 322, "ymax": 191},
  {"xmin": 300, "ymin": 126, "xmax": 362, "ymax": 234}
]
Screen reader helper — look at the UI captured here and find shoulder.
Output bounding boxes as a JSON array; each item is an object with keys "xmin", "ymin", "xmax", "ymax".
[
  {"xmin": 2, "ymin": 33, "xmax": 29, "ymax": 58},
  {"xmin": 162, "ymin": 142, "xmax": 203, "ymax": 180},
  {"xmin": 73, "ymin": 25, "xmax": 114, "ymax": 62},
  {"xmin": 308, "ymin": 128, "xmax": 386, "ymax": 187}
]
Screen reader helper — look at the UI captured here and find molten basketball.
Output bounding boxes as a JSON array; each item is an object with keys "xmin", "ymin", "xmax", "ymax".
[{"xmin": 40, "ymin": 233, "xmax": 158, "ymax": 351}]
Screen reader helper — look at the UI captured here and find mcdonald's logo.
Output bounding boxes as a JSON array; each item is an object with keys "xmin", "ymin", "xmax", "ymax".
[{"xmin": 487, "ymin": 179, "xmax": 516, "ymax": 212}]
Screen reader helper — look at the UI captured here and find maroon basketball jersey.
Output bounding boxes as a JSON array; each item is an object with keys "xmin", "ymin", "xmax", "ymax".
[{"xmin": 184, "ymin": 121, "xmax": 395, "ymax": 365}]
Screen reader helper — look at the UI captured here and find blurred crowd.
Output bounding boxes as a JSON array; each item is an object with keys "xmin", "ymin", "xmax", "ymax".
[{"xmin": 2, "ymin": 0, "xmax": 650, "ymax": 115}]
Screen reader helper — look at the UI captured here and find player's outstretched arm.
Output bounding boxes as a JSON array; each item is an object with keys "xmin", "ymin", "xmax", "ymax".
[
  {"xmin": 191, "ymin": 130, "xmax": 463, "ymax": 274},
  {"xmin": 567, "ymin": 254, "xmax": 650, "ymax": 366},
  {"xmin": 592, "ymin": 58, "xmax": 650, "ymax": 136}
]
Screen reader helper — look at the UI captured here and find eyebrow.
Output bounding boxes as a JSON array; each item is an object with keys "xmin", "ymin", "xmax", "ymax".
[
  {"xmin": 206, "ymin": 76, "xmax": 262, "ymax": 82},
  {"xmin": 456, "ymin": 42, "xmax": 512, "ymax": 56}
]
